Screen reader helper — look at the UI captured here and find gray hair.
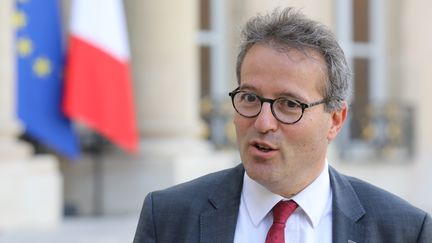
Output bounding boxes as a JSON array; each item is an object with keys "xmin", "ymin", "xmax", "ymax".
[{"xmin": 236, "ymin": 8, "xmax": 351, "ymax": 111}]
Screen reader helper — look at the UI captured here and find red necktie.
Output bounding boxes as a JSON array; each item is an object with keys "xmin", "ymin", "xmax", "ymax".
[{"xmin": 265, "ymin": 200, "xmax": 298, "ymax": 243}]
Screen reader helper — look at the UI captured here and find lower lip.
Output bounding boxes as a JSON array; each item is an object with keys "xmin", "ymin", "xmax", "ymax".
[{"xmin": 248, "ymin": 145, "xmax": 278, "ymax": 159}]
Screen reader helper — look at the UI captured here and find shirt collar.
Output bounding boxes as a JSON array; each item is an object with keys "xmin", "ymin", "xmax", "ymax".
[
  {"xmin": 291, "ymin": 162, "xmax": 331, "ymax": 228},
  {"xmin": 242, "ymin": 161, "xmax": 331, "ymax": 228}
]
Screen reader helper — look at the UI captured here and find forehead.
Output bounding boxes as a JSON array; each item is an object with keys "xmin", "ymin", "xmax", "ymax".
[{"xmin": 240, "ymin": 44, "xmax": 327, "ymax": 99}]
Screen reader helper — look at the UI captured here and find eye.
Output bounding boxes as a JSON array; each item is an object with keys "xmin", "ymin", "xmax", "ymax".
[
  {"xmin": 276, "ymin": 98, "xmax": 302, "ymax": 112},
  {"xmin": 240, "ymin": 93, "xmax": 258, "ymax": 103},
  {"xmin": 283, "ymin": 99, "xmax": 300, "ymax": 108}
]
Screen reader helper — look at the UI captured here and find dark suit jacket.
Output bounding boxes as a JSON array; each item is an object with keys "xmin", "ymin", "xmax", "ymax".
[{"xmin": 134, "ymin": 164, "xmax": 432, "ymax": 243}]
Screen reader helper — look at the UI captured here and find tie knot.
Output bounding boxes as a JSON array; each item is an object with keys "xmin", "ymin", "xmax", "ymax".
[{"xmin": 272, "ymin": 200, "xmax": 298, "ymax": 224}]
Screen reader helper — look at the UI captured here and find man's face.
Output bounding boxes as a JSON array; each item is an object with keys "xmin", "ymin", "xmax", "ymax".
[{"xmin": 234, "ymin": 44, "xmax": 346, "ymax": 196}]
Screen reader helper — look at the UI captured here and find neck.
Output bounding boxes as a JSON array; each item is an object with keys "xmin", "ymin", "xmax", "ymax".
[{"xmin": 267, "ymin": 162, "xmax": 327, "ymax": 198}]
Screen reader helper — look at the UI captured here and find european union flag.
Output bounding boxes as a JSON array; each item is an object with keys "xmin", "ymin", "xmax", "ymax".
[{"xmin": 16, "ymin": 0, "xmax": 79, "ymax": 158}]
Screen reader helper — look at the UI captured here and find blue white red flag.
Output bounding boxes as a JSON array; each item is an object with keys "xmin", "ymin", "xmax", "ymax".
[{"xmin": 63, "ymin": 0, "xmax": 138, "ymax": 153}]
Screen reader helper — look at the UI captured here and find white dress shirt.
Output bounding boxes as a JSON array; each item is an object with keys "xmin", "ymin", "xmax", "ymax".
[{"xmin": 233, "ymin": 162, "xmax": 333, "ymax": 243}]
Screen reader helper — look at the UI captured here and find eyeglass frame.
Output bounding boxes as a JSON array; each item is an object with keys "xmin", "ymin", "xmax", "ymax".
[{"xmin": 228, "ymin": 87, "xmax": 329, "ymax": 124}]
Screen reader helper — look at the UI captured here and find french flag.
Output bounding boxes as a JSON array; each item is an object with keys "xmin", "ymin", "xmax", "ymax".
[{"xmin": 63, "ymin": 0, "xmax": 138, "ymax": 153}]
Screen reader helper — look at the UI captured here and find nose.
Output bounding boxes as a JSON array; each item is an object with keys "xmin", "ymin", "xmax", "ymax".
[{"xmin": 254, "ymin": 102, "xmax": 278, "ymax": 133}]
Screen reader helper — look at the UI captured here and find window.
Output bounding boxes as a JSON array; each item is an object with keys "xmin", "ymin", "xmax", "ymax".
[{"xmin": 336, "ymin": 0, "xmax": 412, "ymax": 160}]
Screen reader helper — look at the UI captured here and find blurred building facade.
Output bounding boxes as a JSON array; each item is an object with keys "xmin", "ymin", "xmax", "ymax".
[{"xmin": 1, "ymin": 0, "xmax": 431, "ymax": 230}]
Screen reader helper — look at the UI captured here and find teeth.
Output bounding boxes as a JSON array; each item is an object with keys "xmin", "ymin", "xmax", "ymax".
[{"xmin": 256, "ymin": 144, "xmax": 271, "ymax": 151}]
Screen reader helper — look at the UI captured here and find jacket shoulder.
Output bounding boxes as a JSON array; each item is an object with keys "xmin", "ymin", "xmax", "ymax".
[
  {"xmin": 135, "ymin": 164, "xmax": 244, "ymax": 242},
  {"xmin": 335, "ymin": 169, "xmax": 432, "ymax": 241},
  {"xmin": 346, "ymin": 175, "xmax": 425, "ymax": 216},
  {"xmin": 148, "ymin": 163, "xmax": 244, "ymax": 214},
  {"xmin": 153, "ymin": 164, "xmax": 243, "ymax": 200},
  {"xmin": 331, "ymin": 167, "xmax": 432, "ymax": 242},
  {"xmin": 330, "ymin": 166, "xmax": 426, "ymax": 217}
]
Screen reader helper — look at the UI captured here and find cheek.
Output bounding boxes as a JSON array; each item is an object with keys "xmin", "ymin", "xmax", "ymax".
[
  {"xmin": 314, "ymin": 115, "xmax": 332, "ymax": 140},
  {"xmin": 294, "ymin": 117, "xmax": 331, "ymax": 150},
  {"xmin": 233, "ymin": 115, "xmax": 246, "ymax": 142},
  {"xmin": 279, "ymin": 126, "xmax": 304, "ymax": 152},
  {"xmin": 234, "ymin": 114, "xmax": 250, "ymax": 132},
  {"xmin": 279, "ymin": 118, "xmax": 326, "ymax": 149},
  {"xmin": 280, "ymin": 120, "xmax": 306, "ymax": 138}
]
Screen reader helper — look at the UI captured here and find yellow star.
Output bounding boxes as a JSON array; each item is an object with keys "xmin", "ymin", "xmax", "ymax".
[
  {"xmin": 13, "ymin": 10, "xmax": 27, "ymax": 29},
  {"xmin": 33, "ymin": 57, "xmax": 52, "ymax": 78},
  {"xmin": 17, "ymin": 37, "xmax": 33, "ymax": 57}
]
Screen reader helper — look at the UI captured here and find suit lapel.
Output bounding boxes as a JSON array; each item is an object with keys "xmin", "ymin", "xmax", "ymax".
[
  {"xmin": 200, "ymin": 164, "xmax": 245, "ymax": 243},
  {"xmin": 329, "ymin": 166, "xmax": 368, "ymax": 243}
]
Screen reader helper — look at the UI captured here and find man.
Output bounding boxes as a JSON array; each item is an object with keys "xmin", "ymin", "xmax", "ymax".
[{"xmin": 134, "ymin": 7, "xmax": 432, "ymax": 243}]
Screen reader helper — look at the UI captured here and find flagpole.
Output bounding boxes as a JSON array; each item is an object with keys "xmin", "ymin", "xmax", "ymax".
[
  {"xmin": 93, "ymin": 143, "xmax": 104, "ymax": 216},
  {"xmin": 82, "ymin": 132, "xmax": 106, "ymax": 216}
]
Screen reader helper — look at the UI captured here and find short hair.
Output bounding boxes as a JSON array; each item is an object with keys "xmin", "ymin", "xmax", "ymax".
[{"xmin": 236, "ymin": 7, "xmax": 351, "ymax": 111}]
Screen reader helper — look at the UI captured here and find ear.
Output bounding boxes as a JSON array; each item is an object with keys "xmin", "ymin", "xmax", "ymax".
[{"xmin": 327, "ymin": 101, "xmax": 348, "ymax": 141}]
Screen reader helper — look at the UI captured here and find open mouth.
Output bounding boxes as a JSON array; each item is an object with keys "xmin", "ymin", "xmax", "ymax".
[{"xmin": 252, "ymin": 142, "xmax": 275, "ymax": 152}]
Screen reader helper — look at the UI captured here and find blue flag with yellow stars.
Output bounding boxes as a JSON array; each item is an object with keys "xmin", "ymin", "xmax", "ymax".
[{"xmin": 15, "ymin": 0, "xmax": 79, "ymax": 159}]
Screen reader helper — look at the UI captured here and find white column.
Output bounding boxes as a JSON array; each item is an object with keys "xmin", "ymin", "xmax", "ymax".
[
  {"xmin": 124, "ymin": 0, "xmax": 213, "ymax": 156},
  {"xmin": 126, "ymin": 0, "xmax": 204, "ymax": 139},
  {"xmin": 0, "ymin": 0, "xmax": 62, "ymax": 230}
]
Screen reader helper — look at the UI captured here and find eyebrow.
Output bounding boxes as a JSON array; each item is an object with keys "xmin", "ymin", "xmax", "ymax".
[{"xmin": 238, "ymin": 83, "xmax": 306, "ymax": 102}]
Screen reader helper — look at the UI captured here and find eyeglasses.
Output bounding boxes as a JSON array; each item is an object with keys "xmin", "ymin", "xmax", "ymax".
[{"xmin": 229, "ymin": 88, "xmax": 327, "ymax": 124}]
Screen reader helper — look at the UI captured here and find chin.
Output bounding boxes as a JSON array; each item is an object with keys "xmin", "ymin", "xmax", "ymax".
[{"xmin": 243, "ymin": 157, "xmax": 273, "ymax": 181}]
